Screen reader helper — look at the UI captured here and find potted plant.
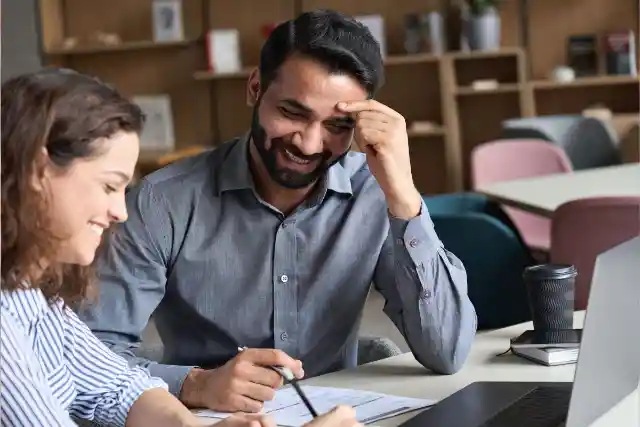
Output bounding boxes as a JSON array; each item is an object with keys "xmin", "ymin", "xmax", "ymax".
[{"xmin": 464, "ymin": 0, "xmax": 501, "ymax": 51}]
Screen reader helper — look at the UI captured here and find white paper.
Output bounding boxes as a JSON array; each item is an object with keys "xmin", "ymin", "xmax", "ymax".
[{"xmin": 192, "ymin": 386, "xmax": 434, "ymax": 426}]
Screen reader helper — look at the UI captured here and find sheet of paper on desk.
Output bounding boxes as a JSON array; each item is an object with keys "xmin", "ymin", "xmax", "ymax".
[{"xmin": 192, "ymin": 386, "xmax": 435, "ymax": 426}]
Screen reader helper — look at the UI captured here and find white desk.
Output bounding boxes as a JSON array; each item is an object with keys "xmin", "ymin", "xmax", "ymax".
[
  {"xmin": 304, "ymin": 312, "xmax": 638, "ymax": 427},
  {"xmin": 475, "ymin": 163, "xmax": 640, "ymax": 217}
]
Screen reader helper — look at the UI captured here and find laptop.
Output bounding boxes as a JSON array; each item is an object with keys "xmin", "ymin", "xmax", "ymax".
[{"xmin": 399, "ymin": 236, "xmax": 640, "ymax": 427}]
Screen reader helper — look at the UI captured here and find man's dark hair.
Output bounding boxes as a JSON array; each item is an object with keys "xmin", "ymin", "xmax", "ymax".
[{"xmin": 259, "ymin": 9, "xmax": 385, "ymax": 97}]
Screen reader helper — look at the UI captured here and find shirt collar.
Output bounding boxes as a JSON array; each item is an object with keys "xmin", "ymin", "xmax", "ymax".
[{"xmin": 217, "ymin": 132, "xmax": 353, "ymax": 197}]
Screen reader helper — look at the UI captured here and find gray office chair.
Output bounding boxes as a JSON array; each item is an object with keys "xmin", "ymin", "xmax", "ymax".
[{"xmin": 501, "ymin": 115, "xmax": 622, "ymax": 170}]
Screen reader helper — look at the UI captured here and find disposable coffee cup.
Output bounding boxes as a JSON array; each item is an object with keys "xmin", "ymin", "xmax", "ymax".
[{"xmin": 522, "ymin": 264, "xmax": 577, "ymax": 330}]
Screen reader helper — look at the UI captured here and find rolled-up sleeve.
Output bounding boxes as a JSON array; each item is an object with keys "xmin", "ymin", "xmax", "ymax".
[
  {"xmin": 373, "ymin": 198, "xmax": 477, "ymax": 374},
  {"xmin": 63, "ymin": 308, "xmax": 168, "ymax": 426}
]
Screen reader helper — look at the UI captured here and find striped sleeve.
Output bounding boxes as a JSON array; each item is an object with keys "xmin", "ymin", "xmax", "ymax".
[
  {"xmin": 0, "ymin": 313, "xmax": 77, "ymax": 427},
  {"xmin": 62, "ymin": 307, "xmax": 168, "ymax": 427}
]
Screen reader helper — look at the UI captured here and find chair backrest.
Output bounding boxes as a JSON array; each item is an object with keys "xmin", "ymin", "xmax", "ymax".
[
  {"xmin": 471, "ymin": 139, "xmax": 573, "ymax": 187},
  {"xmin": 550, "ymin": 197, "xmax": 640, "ymax": 310},
  {"xmin": 424, "ymin": 194, "xmax": 535, "ymax": 329},
  {"xmin": 471, "ymin": 139, "xmax": 574, "ymax": 250}
]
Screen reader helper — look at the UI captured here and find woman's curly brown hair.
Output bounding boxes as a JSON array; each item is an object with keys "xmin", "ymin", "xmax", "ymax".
[{"xmin": 1, "ymin": 68, "xmax": 144, "ymax": 306}]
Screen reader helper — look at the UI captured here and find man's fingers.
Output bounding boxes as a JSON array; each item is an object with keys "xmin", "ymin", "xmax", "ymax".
[
  {"xmin": 241, "ymin": 348, "xmax": 304, "ymax": 378},
  {"xmin": 244, "ymin": 364, "xmax": 283, "ymax": 388},
  {"xmin": 337, "ymin": 100, "xmax": 400, "ymax": 118},
  {"xmin": 354, "ymin": 110, "xmax": 391, "ymax": 124},
  {"xmin": 355, "ymin": 117, "xmax": 389, "ymax": 132},
  {"xmin": 232, "ymin": 394, "xmax": 264, "ymax": 413},
  {"xmin": 238, "ymin": 378, "xmax": 278, "ymax": 402}
]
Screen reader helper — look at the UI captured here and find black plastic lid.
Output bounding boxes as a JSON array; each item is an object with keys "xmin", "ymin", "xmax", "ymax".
[{"xmin": 523, "ymin": 264, "xmax": 578, "ymax": 281}]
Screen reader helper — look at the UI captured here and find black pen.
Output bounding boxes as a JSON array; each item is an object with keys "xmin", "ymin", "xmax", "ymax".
[
  {"xmin": 270, "ymin": 365, "xmax": 318, "ymax": 418},
  {"xmin": 237, "ymin": 347, "xmax": 318, "ymax": 417}
]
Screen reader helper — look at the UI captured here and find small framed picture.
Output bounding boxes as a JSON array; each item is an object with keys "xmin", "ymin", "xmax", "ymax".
[
  {"xmin": 152, "ymin": 0, "xmax": 184, "ymax": 42},
  {"xmin": 132, "ymin": 95, "xmax": 176, "ymax": 151},
  {"xmin": 206, "ymin": 29, "xmax": 242, "ymax": 74}
]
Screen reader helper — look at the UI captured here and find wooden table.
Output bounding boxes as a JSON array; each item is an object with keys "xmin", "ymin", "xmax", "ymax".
[
  {"xmin": 475, "ymin": 163, "xmax": 640, "ymax": 217},
  {"xmin": 302, "ymin": 312, "xmax": 638, "ymax": 427}
]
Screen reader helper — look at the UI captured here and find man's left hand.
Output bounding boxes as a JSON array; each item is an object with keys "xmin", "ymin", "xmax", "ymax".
[{"xmin": 338, "ymin": 100, "xmax": 422, "ymax": 219}]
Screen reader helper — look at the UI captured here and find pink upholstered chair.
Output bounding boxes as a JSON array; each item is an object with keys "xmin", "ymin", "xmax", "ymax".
[
  {"xmin": 471, "ymin": 139, "xmax": 573, "ymax": 252},
  {"xmin": 550, "ymin": 197, "xmax": 640, "ymax": 310}
]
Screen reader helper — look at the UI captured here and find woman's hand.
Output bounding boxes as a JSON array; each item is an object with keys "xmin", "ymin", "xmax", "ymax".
[
  {"xmin": 303, "ymin": 406, "xmax": 362, "ymax": 427},
  {"xmin": 205, "ymin": 413, "xmax": 277, "ymax": 427},
  {"xmin": 200, "ymin": 404, "xmax": 360, "ymax": 427}
]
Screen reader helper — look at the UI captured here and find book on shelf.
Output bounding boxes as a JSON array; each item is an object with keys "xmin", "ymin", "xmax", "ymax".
[
  {"xmin": 512, "ymin": 346, "xmax": 579, "ymax": 367},
  {"xmin": 604, "ymin": 30, "xmax": 637, "ymax": 76},
  {"xmin": 567, "ymin": 34, "xmax": 598, "ymax": 77}
]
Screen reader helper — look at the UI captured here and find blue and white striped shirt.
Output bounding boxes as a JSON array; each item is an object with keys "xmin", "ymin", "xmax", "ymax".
[{"xmin": 0, "ymin": 288, "xmax": 168, "ymax": 426}]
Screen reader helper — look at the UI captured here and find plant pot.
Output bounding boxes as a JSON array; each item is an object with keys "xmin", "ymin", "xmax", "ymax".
[{"xmin": 467, "ymin": 7, "xmax": 501, "ymax": 51}]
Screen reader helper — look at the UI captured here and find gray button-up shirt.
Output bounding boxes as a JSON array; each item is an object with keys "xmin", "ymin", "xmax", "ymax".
[{"xmin": 79, "ymin": 134, "xmax": 477, "ymax": 396}]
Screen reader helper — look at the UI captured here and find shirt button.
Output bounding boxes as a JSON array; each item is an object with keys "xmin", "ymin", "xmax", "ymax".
[
  {"xmin": 409, "ymin": 238, "xmax": 420, "ymax": 248},
  {"xmin": 280, "ymin": 332, "xmax": 288, "ymax": 341},
  {"xmin": 420, "ymin": 289, "xmax": 432, "ymax": 300},
  {"xmin": 280, "ymin": 274, "xmax": 289, "ymax": 283},
  {"xmin": 281, "ymin": 222, "xmax": 288, "ymax": 229}
]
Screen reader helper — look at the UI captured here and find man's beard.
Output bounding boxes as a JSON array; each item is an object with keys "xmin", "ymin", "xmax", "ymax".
[{"xmin": 249, "ymin": 106, "xmax": 349, "ymax": 189}]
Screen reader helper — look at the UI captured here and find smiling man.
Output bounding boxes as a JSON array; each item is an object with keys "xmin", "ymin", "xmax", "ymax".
[{"xmin": 79, "ymin": 9, "xmax": 477, "ymax": 415}]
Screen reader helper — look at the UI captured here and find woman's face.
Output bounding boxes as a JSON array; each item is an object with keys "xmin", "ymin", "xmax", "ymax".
[{"xmin": 43, "ymin": 131, "xmax": 140, "ymax": 266}]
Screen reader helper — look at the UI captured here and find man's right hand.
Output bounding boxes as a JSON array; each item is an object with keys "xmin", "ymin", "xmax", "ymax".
[{"xmin": 180, "ymin": 348, "xmax": 304, "ymax": 412}]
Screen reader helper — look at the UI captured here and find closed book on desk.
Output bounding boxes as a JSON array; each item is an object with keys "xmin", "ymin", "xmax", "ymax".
[{"xmin": 512, "ymin": 346, "xmax": 579, "ymax": 366}]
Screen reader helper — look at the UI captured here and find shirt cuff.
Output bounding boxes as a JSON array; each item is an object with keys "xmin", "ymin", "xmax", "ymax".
[
  {"xmin": 111, "ymin": 367, "xmax": 168, "ymax": 427},
  {"xmin": 389, "ymin": 198, "xmax": 442, "ymax": 262},
  {"xmin": 147, "ymin": 362, "xmax": 195, "ymax": 397}
]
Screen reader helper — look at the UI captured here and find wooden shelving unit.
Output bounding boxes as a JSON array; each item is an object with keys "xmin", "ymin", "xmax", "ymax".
[{"xmin": 37, "ymin": 0, "xmax": 640, "ymax": 194}]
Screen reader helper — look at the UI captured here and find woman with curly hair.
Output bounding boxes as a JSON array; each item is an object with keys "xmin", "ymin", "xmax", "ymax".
[{"xmin": 0, "ymin": 68, "xmax": 358, "ymax": 427}]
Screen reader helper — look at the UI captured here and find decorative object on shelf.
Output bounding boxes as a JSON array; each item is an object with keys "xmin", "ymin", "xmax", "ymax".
[
  {"xmin": 90, "ymin": 31, "xmax": 122, "ymax": 47},
  {"xmin": 566, "ymin": 34, "xmax": 598, "ymax": 77},
  {"xmin": 61, "ymin": 37, "xmax": 79, "ymax": 50},
  {"xmin": 131, "ymin": 95, "xmax": 176, "ymax": 151},
  {"xmin": 408, "ymin": 121, "xmax": 442, "ymax": 134},
  {"xmin": 261, "ymin": 22, "xmax": 279, "ymax": 40},
  {"xmin": 464, "ymin": 0, "xmax": 501, "ymax": 51},
  {"xmin": 152, "ymin": 0, "xmax": 184, "ymax": 42},
  {"xmin": 206, "ymin": 29, "xmax": 242, "ymax": 74},
  {"xmin": 404, "ymin": 11, "xmax": 446, "ymax": 55},
  {"xmin": 471, "ymin": 79, "xmax": 499, "ymax": 90},
  {"xmin": 355, "ymin": 15, "xmax": 386, "ymax": 58},
  {"xmin": 404, "ymin": 13, "xmax": 423, "ymax": 54},
  {"xmin": 604, "ymin": 30, "xmax": 637, "ymax": 76},
  {"xmin": 550, "ymin": 66, "xmax": 576, "ymax": 83}
]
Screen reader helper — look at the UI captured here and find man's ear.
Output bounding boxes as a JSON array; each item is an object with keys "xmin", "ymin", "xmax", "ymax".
[{"xmin": 246, "ymin": 68, "xmax": 261, "ymax": 107}]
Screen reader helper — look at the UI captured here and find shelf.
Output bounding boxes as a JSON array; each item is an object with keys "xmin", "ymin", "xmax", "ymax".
[
  {"xmin": 384, "ymin": 53, "xmax": 439, "ymax": 66},
  {"xmin": 45, "ymin": 39, "xmax": 195, "ymax": 55},
  {"xmin": 407, "ymin": 126, "xmax": 446, "ymax": 138},
  {"xmin": 530, "ymin": 75, "xmax": 639, "ymax": 90},
  {"xmin": 193, "ymin": 53, "xmax": 441, "ymax": 81},
  {"xmin": 455, "ymin": 84, "xmax": 521, "ymax": 96},
  {"xmin": 448, "ymin": 48, "xmax": 523, "ymax": 60}
]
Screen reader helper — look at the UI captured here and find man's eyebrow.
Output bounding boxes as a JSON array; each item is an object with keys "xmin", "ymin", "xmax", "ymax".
[{"xmin": 281, "ymin": 99, "xmax": 314, "ymax": 113}]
